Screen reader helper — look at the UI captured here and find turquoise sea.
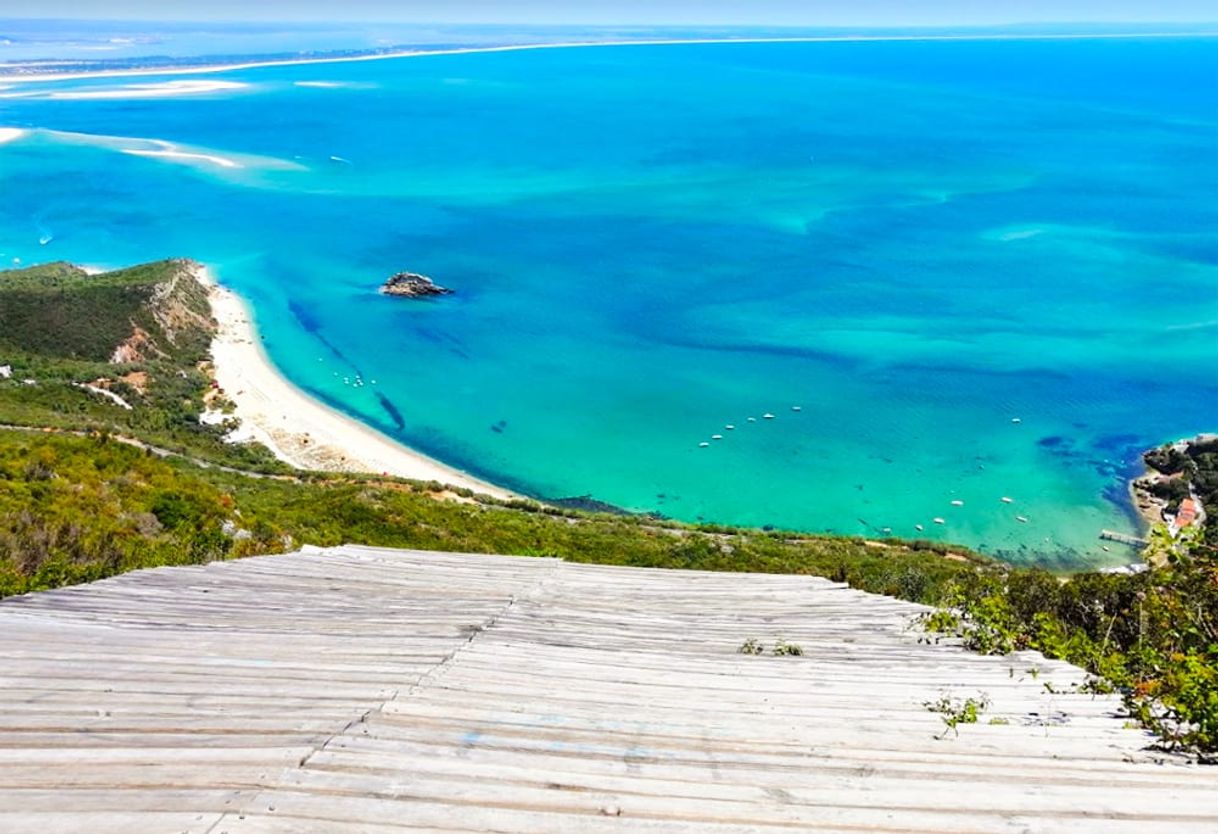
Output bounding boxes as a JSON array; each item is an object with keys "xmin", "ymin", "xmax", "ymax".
[{"xmin": 2, "ymin": 38, "xmax": 1216, "ymax": 568}]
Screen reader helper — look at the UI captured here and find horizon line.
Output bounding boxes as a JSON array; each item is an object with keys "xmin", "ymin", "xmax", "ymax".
[
  {"xmin": 4, "ymin": 18, "xmax": 1218, "ymax": 28},
  {"xmin": 5, "ymin": 30, "xmax": 1218, "ymax": 84}
]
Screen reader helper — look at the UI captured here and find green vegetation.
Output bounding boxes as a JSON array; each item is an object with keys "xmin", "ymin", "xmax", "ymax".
[
  {"xmin": 0, "ymin": 259, "xmax": 286, "ymax": 472},
  {"xmin": 735, "ymin": 638, "xmax": 804, "ymax": 656},
  {"xmin": 1143, "ymin": 436, "xmax": 1218, "ymax": 549},
  {"xmin": 923, "ymin": 529, "xmax": 1218, "ymax": 759},
  {"xmin": 924, "ymin": 693, "xmax": 990, "ymax": 739},
  {"xmin": 0, "ymin": 430, "xmax": 991, "ymax": 601},
  {"xmin": 1, "ymin": 258, "xmax": 1215, "ymax": 761}
]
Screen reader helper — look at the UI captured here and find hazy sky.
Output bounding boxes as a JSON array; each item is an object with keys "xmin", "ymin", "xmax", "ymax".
[{"xmin": 4, "ymin": 1, "xmax": 1217, "ymax": 26}]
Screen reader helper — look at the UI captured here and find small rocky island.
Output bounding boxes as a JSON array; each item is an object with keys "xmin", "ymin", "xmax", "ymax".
[{"xmin": 380, "ymin": 272, "xmax": 453, "ymax": 299}]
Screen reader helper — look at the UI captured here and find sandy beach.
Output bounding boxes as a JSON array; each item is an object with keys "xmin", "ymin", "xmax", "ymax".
[
  {"xmin": 2, "ymin": 31, "xmax": 1215, "ymax": 84},
  {"xmin": 195, "ymin": 263, "xmax": 513, "ymax": 499}
]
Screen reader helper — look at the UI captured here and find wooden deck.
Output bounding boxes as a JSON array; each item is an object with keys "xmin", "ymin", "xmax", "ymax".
[{"xmin": 0, "ymin": 545, "xmax": 1213, "ymax": 833}]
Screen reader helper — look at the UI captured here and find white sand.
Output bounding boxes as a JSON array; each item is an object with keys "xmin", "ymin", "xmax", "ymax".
[
  {"xmin": 194, "ymin": 264, "xmax": 512, "ymax": 499},
  {"xmin": 0, "ymin": 128, "xmax": 26, "ymax": 144},
  {"xmin": 42, "ymin": 80, "xmax": 250, "ymax": 100},
  {"xmin": 121, "ymin": 148, "xmax": 242, "ymax": 168}
]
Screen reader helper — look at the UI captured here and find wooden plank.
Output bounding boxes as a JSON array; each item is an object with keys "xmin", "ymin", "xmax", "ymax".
[{"xmin": 0, "ymin": 546, "xmax": 1212, "ymax": 833}]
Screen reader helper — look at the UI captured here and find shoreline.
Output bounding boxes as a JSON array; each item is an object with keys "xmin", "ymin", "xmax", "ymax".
[
  {"xmin": 193, "ymin": 262, "xmax": 514, "ymax": 500},
  {"xmin": 4, "ymin": 31, "xmax": 1218, "ymax": 83}
]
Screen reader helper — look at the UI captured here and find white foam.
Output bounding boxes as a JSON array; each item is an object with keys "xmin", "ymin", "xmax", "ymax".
[{"xmin": 0, "ymin": 128, "xmax": 26, "ymax": 144}]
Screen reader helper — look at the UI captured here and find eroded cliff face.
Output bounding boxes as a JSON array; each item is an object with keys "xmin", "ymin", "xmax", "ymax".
[{"xmin": 109, "ymin": 260, "xmax": 216, "ymax": 365}]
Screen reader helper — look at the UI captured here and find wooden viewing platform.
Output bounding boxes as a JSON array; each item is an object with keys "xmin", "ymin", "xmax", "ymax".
[{"xmin": 0, "ymin": 545, "xmax": 1214, "ymax": 833}]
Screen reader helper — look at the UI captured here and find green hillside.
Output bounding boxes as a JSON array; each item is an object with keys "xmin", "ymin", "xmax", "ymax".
[{"xmin": 0, "ymin": 259, "xmax": 283, "ymax": 471}]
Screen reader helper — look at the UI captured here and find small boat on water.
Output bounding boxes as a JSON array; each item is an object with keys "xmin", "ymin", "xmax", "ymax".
[
  {"xmin": 1000, "ymin": 496, "xmax": 1014, "ymax": 503},
  {"xmin": 746, "ymin": 417, "xmax": 757, "ymax": 422},
  {"xmin": 712, "ymin": 434, "xmax": 723, "ymax": 440},
  {"xmin": 1011, "ymin": 417, "xmax": 1022, "ymax": 424},
  {"xmin": 725, "ymin": 424, "xmax": 735, "ymax": 430},
  {"xmin": 791, "ymin": 406, "xmax": 802, "ymax": 412},
  {"xmin": 950, "ymin": 500, "xmax": 964, "ymax": 507},
  {"xmin": 763, "ymin": 413, "xmax": 775, "ymax": 420},
  {"xmin": 699, "ymin": 442, "xmax": 710, "ymax": 448},
  {"xmin": 39, "ymin": 234, "xmax": 53, "ymax": 246},
  {"xmin": 933, "ymin": 517, "xmax": 946, "ymax": 525},
  {"xmin": 915, "ymin": 524, "xmax": 924, "ymax": 532},
  {"xmin": 1016, "ymin": 515, "xmax": 1029, "ymax": 523}
]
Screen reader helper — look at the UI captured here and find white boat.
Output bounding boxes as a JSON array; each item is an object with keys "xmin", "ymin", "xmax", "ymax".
[
  {"xmin": 712, "ymin": 434, "xmax": 723, "ymax": 441},
  {"xmin": 1000, "ymin": 497, "xmax": 1013, "ymax": 503},
  {"xmin": 746, "ymin": 417, "xmax": 757, "ymax": 422},
  {"xmin": 1016, "ymin": 515, "xmax": 1029, "ymax": 523},
  {"xmin": 933, "ymin": 517, "xmax": 946, "ymax": 525},
  {"xmin": 915, "ymin": 524, "xmax": 924, "ymax": 531},
  {"xmin": 725, "ymin": 424, "xmax": 735, "ymax": 430},
  {"xmin": 763, "ymin": 413, "xmax": 775, "ymax": 420},
  {"xmin": 1011, "ymin": 417, "xmax": 1022, "ymax": 424},
  {"xmin": 791, "ymin": 406, "xmax": 802, "ymax": 412},
  {"xmin": 950, "ymin": 500, "xmax": 964, "ymax": 507},
  {"xmin": 699, "ymin": 442, "xmax": 710, "ymax": 448}
]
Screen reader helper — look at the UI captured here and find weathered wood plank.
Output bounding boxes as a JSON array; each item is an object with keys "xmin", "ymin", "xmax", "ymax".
[{"xmin": 0, "ymin": 546, "xmax": 1212, "ymax": 833}]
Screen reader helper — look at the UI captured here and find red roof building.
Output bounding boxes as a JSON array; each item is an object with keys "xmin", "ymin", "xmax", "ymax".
[{"xmin": 1176, "ymin": 498, "xmax": 1198, "ymax": 529}]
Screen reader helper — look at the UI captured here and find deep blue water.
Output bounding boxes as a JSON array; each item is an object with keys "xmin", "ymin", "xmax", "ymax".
[{"xmin": 1, "ymin": 38, "xmax": 1216, "ymax": 568}]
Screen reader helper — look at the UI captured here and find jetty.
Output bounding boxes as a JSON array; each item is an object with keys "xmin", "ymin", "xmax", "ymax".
[
  {"xmin": 0, "ymin": 546, "xmax": 1214, "ymax": 832},
  {"xmin": 1101, "ymin": 529, "xmax": 1149, "ymax": 547}
]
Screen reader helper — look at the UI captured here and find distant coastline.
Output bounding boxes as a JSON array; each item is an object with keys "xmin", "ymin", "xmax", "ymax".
[
  {"xmin": 194, "ymin": 263, "xmax": 513, "ymax": 499},
  {"xmin": 4, "ymin": 30, "xmax": 1218, "ymax": 83}
]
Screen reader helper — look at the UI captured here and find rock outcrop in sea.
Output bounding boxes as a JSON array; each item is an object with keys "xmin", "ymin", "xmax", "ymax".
[{"xmin": 380, "ymin": 272, "xmax": 452, "ymax": 298}]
